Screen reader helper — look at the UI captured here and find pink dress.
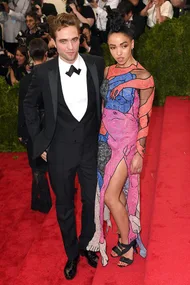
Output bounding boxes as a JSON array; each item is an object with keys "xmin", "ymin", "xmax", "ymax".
[{"xmin": 87, "ymin": 63, "xmax": 155, "ymax": 266}]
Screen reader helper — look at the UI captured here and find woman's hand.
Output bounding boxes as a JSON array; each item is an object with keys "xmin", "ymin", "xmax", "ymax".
[
  {"xmin": 130, "ymin": 152, "xmax": 143, "ymax": 174},
  {"xmin": 146, "ymin": 0, "xmax": 154, "ymax": 10},
  {"xmin": 154, "ymin": 0, "xmax": 161, "ymax": 7},
  {"xmin": 69, "ymin": 3, "xmax": 78, "ymax": 14},
  {"xmin": 6, "ymin": 51, "xmax": 14, "ymax": 58},
  {"xmin": 35, "ymin": 4, "xmax": 42, "ymax": 16}
]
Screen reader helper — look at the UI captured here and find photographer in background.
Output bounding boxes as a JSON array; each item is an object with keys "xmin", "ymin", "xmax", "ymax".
[
  {"xmin": 79, "ymin": 23, "xmax": 103, "ymax": 56},
  {"xmin": 5, "ymin": 45, "xmax": 28, "ymax": 85},
  {"xmin": 24, "ymin": 11, "xmax": 40, "ymax": 45},
  {"xmin": 0, "ymin": 0, "xmax": 30, "ymax": 54},
  {"xmin": 89, "ymin": 0, "xmax": 120, "ymax": 42},
  {"xmin": 118, "ymin": 0, "xmax": 146, "ymax": 39},
  {"xmin": 18, "ymin": 38, "xmax": 52, "ymax": 213},
  {"xmin": 66, "ymin": 0, "xmax": 96, "ymax": 35},
  {"xmin": 31, "ymin": 0, "xmax": 57, "ymax": 17}
]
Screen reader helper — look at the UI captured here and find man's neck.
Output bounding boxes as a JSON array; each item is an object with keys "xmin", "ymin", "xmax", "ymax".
[{"xmin": 33, "ymin": 60, "xmax": 45, "ymax": 66}]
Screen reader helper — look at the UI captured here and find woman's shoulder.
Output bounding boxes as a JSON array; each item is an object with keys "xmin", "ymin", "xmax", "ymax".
[{"xmin": 135, "ymin": 62, "xmax": 152, "ymax": 79}]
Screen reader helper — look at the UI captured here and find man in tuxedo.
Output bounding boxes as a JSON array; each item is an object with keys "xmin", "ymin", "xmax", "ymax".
[
  {"xmin": 24, "ymin": 13, "xmax": 104, "ymax": 280},
  {"xmin": 18, "ymin": 38, "xmax": 52, "ymax": 213}
]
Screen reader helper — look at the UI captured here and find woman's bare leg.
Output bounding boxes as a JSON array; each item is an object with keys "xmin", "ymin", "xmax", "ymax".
[{"xmin": 104, "ymin": 159, "xmax": 134, "ymax": 265}]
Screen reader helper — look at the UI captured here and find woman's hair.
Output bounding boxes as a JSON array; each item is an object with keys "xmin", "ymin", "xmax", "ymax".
[
  {"xmin": 108, "ymin": 10, "xmax": 135, "ymax": 40},
  {"xmin": 15, "ymin": 46, "xmax": 28, "ymax": 65},
  {"xmin": 50, "ymin": 13, "xmax": 80, "ymax": 40}
]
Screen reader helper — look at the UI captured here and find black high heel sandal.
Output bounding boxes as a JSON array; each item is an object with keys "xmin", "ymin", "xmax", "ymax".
[
  {"xmin": 111, "ymin": 234, "xmax": 122, "ymax": 258},
  {"xmin": 118, "ymin": 239, "xmax": 137, "ymax": 267}
]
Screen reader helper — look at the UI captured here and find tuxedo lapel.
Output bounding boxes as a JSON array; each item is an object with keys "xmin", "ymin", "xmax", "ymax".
[
  {"xmin": 81, "ymin": 54, "xmax": 101, "ymax": 122},
  {"xmin": 48, "ymin": 57, "xmax": 59, "ymax": 120}
]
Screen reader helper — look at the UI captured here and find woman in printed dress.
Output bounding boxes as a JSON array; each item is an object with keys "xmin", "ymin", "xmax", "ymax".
[{"xmin": 87, "ymin": 13, "xmax": 155, "ymax": 267}]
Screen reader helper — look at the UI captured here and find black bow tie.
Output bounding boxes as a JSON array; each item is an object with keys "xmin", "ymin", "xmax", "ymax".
[{"xmin": 65, "ymin": 65, "xmax": 81, "ymax": 77}]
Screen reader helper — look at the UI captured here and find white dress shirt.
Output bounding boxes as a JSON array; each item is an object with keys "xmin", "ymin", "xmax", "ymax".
[{"xmin": 58, "ymin": 54, "xmax": 88, "ymax": 122}]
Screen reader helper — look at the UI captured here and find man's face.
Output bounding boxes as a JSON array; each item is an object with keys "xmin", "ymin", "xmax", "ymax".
[
  {"xmin": 82, "ymin": 28, "xmax": 91, "ymax": 43},
  {"xmin": 55, "ymin": 26, "xmax": 80, "ymax": 64},
  {"xmin": 26, "ymin": 16, "xmax": 36, "ymax": 31}
]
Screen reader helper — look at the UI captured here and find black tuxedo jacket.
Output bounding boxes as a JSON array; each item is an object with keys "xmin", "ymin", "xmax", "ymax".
[
  {"xmin": 18, "ymin": 72, "xmax": 32, "ymax": 139},
  {"xmin": 23, "ymin": 54, "xmax": 105, "ymax": 159}
]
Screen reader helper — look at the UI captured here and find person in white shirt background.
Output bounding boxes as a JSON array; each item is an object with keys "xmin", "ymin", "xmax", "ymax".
[
  {"xmin": 88, "ymin": 0, "xmax": 120, "ymax": 41},
  {"xmin": 0, "ymin": 0, "xmax": 30, "ymax": 54},
  {"xmin": 140, "ymin": 0, "xmax": 173, "ymax": 28}
]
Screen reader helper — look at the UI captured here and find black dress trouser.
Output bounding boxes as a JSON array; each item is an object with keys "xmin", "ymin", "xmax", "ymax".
[
  {"xmin": 48, "ymin": 140, "xmax": 97, "ymax": 260},
  {"xmin": 27, "ymin": 139, "xmax": 52, "ymax": 213}
]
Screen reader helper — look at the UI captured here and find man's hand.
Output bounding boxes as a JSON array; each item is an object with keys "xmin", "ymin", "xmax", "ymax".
[
  {"xmin": 18, "ymin": 137, "xmax": 22, "ymax": 142},
  {"xmin": 2, "ymin": 2, "xmax": 9, "ymax": 13},
  {"xmin": 130, "ymin": 152, "xmax": 143, "ymax": 174},
  {"xmin": 41, "ymin": 151, "xmax": 47, "ymax": 162}
]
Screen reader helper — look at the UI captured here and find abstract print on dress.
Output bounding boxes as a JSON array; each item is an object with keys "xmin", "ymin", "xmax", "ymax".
[{"xmin": 87, "ymin": 63, "xmax": 155, "ymax": 266}]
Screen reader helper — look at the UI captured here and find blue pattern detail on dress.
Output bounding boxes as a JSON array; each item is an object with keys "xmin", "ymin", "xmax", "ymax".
[{"xmin": 105, "ymin": 73, "xmax": 136, "ymax": 114}]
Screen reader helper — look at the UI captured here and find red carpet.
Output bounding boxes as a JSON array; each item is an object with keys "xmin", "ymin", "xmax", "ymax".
[
  {"xmin": 143, "ymin": 97, "xmax": 190, "ymax": 285},
  {"xmin": 1, "ymin": 99, "xmax": 189, "ymax": 285}
]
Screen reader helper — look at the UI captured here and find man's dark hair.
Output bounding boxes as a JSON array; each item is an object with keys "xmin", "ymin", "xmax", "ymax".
[
  {"xmin": 118, "ymin": 0, "xmax": 134, "ymax": 16},
  {"xmin": 50, "ymin": 13, "xmax": 80, "ymax": 40},
  {"xmin": 81, "ymin": 23, "xmax": 91, "ymax": 33},
  {"xmin": 25, "ymin": 11, "xmax": 38, "ymax": 21},
  {"xmin": 28, "ymin": 38, "xmax": 48, "ymax": 61}
]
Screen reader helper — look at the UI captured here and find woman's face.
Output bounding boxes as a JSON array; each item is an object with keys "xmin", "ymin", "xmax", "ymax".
[
  {"xmin": 15, "ymin": 50, "xmax": 26, "ymax": 66},
  {"xmin": 108, "ymin": 32, "xmax": 134, "ymax": 66}
]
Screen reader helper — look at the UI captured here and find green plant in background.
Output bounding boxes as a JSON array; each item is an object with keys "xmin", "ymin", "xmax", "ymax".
[
  {"xmin": 101, "ymin": 43, "xmax": 115, "ymax": 66},
  {"xmin": 0, "ymin": 77, "xmax": 25, "ymax": 152},
  {"xmin": 135, "ymin": 14, "xmax": 190, "ymax": 105}
]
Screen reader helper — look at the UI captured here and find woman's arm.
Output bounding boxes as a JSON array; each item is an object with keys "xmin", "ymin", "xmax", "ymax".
[
  {"xmin": 69, "ymin": 4, "xmax": 95, "ymax": 27},
  {"xmin": 10, "ymin": 67, "xmax": 18, "ymax": 86},
  {"xmin": 140, "ymin": 0, "xmax": 154, "ymax": 16},
  {"xmin": 131, "ymin": 71, "xmax": 155, "ymax": 174}
]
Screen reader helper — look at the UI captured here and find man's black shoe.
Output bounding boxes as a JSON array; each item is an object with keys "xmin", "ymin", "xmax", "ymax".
[
  {"xmin": 64, "ymin": 256, "xmax": 79, "ymax": 280},
  {"xmin": 80, "ymin": 250, "xmax": 98, "ymax": 268}
]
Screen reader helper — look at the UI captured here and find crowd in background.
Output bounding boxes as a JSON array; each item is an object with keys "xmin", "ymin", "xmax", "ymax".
[{"xmin": 0, "ymin": 0, "xmax": 189, "ymax": 86}]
